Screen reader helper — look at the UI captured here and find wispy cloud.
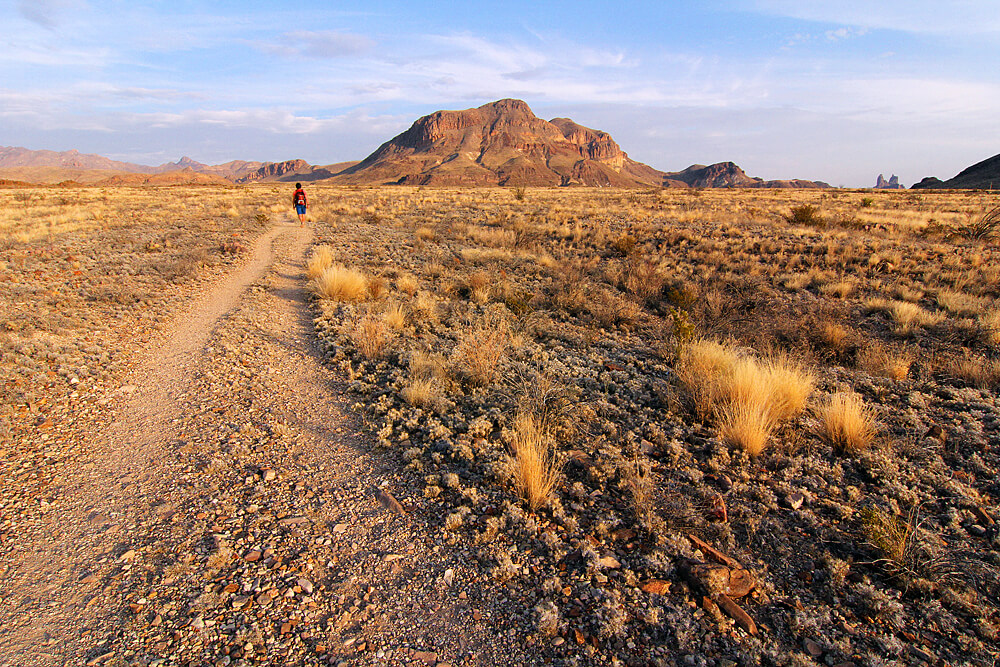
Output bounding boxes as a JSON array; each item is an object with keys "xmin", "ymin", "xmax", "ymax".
[
  {"xmin": 748, "ymin": 0, "xmax": 1000, "ymax": 35},
  {"xmin": 16, "ymin": 0, "xmax": 84, "ymax": 29},
  {"xmin": 261, "ymin": 30, "xmax": 375, "ymax": 59}
]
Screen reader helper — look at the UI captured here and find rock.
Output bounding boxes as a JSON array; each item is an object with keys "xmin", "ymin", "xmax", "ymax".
[
  {"xmin": 119, "ymin": 549, "xmax": 137, "ymax": 562},
  {"xmin": 640, "ymin": 579, "xmax": 671, "ymax": 595},
  {"xmin": 375, "ymin": 488, "xmax": 406, "ymax": 515},
  {"xmin": 297, "ymin": 578, "xmax": 314, "ymax": 594},
  {"xmin": 683, "ymin": 561, "xmax": 757, "ymax": 598},
  {"xmin": 968, "ymin": 524, "xmax": 987, "ymax": 537},
  {"xmin": 244, "ymin": 550, "xmax": 261, "ymax": 562},
  {"xmin": 713, "ymin": 594, "xmax": 757, "ymax": 636},
  {"xmin": 412, "ymin": 650, "xmax": 437, "ymax": 664},
  {"xmin": 598, "ymin": 556, "xmax": 621, "ymax": 569},
  {"xmin": 786, "ymin": 492, "xmax": 805, "ymax": 510},
  {"xmin": 909, "ymin": 645, "xmax": 935, "ymax": 662},
  {"xmin": 261, "ymin": 468, "xmax": 276, "ymax": 482},
  {"xmin": 442, "ymin": 569, "xmax": 454, "ymax": 586},
  {"xmin": 803, "ymin": 638, "xmax": 823, "ymax": 658}
]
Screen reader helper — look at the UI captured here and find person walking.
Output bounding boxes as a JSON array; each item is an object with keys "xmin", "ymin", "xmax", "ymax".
[{"xmin": 292, "ymin": 182, "xmax": 308, "ymax": 225}]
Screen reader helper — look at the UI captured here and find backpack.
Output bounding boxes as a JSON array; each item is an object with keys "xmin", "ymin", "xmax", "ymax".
[{"xmin": 293, "ymin": 189, "xmax": 305, "ymax": 206}]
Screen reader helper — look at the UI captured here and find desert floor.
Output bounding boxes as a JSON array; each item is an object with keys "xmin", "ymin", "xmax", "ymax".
[{"xmin": 1, "ymin": 185, "xmax": 999, "ymax": 667}]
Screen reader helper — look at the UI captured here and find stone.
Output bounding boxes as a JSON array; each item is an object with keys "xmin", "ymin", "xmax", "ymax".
[
  {"xmin": 375, "ymin": 488, "xmax": 406, "ymax": 515},
  {"xmin": 803, "ymin": 638, "xmax": 823, "ymax": 658},
  {"xmin": 412, "ymin": 650, "xmax": 437, "ymax": 664},
  {"xmin": 786, "ymin": 492, "xmax": 805, "ymax": 510},
  {"xmin": 598, "ymin": 556, "xmax": 621, "ymax": 569},
  {"xmin": 297, "ymin": 578, "xmax": 314, "ymax": 594},
  {"xmin": 640, "ymin": 579, "xmax": 671, "ymax": 595},
  {"xmin": 244, "ymin": 550, "xmax": 261, "ymax": 562},
  {"xmin": 261, "ymin": 468, "xmax": 276, "ymax": 482}
]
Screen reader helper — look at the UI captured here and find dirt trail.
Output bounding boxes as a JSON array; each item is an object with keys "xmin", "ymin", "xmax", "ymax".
[{"xmin": 1, "ymin": 220, "xmax": 540, "ymax": 666}]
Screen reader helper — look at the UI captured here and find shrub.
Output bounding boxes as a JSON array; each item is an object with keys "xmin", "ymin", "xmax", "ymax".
[
  {"xmin": 816, "ymin": 392, "xmax": 877, "ymax": 454},
  {"xmin": 453, "ymin": 309, "xmax": 512, "ymax": 385},
  {"xmin": 505, "ymin": 413, "xmax": 560, "ymax": 511},
  {"xmin": 512, "ymin": 186, "xmax": 527, "ymax": 201},
  {"xmin": 961, "ymin": 204, "xmax": 1000, "ymax": 240},
  {"xmin": 311, "ymin": 264, "xmax": 367, "ymax": 301},
  {"xmin": 786, "ymin": 204, "xmax": 823, "ymax": 227}
]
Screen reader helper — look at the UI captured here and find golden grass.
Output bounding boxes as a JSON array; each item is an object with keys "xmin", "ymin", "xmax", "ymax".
[
  {"xmin": 396, "ymin": 273, "xmax": 419, "ymax": 296},
  {"xmin": 505, "ymin": 413, "xmax": 560, "ymax": 512},
  {"xmin": 678, "ymin": 341, "xmax": 814, "ymax": 456},
  {"xmin": 382, "ymin": 301, "xmax": 407, "ymax": 331},
  {"xmin": 401, "ymin": 377, "xmax": 445, "ymax": 410},
  {"xmin": 350, "ymin": 313, "xmax": 389, "ymax": 359},
  {"xmin": 453, "ymin": 310, "xmax": 512, "ymax": 385},
  {"xmin": 717, "ymin": 399, "xmax": 776, "ymax": 457},
  {"xmin": 857, "ymin": 344, "xmax": 912, "ymax": 381},
  {"xmin": 306, "ymin": 245, "xmax": 335, "ymax": 280},
  {"xmin": 311, "ymin": 264, "xmax": 368, "ymax": 302},
  {"xmin": 815, "ymin": 392, "xmax": 877, "ymax": 454}
]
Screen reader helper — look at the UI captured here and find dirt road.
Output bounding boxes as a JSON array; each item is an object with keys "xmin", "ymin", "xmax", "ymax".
[{"xmin": 0, "ymin": 221, "xmax": 541, "ymax": 666}]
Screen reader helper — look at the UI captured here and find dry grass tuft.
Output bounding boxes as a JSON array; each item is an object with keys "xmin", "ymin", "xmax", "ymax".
[
  {"xmin": 401, "ymin": 377, "xmax": 446, "ymax": 411},
  {"xmin": 815, "ymin": 392, "xmax": 877, "ymax": 454},
  {"xmin": 306, "ymin": 245, "xmax": 335, "ymax": 280},
  {"xmin": 717, "ymin": 400, "xmax": 777, "ymax": 457},
  {"xmin": 859, "ymin": 505, "xmax": 914, "ymax": 566},
  {"xmin": 857, "ymin": 343, "xmax": 912, "ymax": 381},
  {"xmin": 453, "ymin": 309, "xmax": 512, "ymax": 385},
  {"xmin": 505, "ymin": 413, "xmax": 560, "ymax": 512},
  {"xmin": 311, "ymin": 264, "xmax": 368, "ymax": 302},
  {"xmin": 677, "ymin": 341, "xmax": 814, "ymax": 456},
  {"xmin": 382, "ymin": 301, "xmax": 407, "ymax": 331},
  {"xmin": 396, "ymin": 273, "xmax": 419, "ymax": 297},
  {"xmin": 350, "ymin": 312, "xmax": 389, "ymax": 359}
]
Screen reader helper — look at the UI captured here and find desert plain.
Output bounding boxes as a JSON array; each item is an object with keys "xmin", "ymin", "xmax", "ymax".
[{"xmin": 1, "ymin": 183, "xmax": 999, "ymax": 666}]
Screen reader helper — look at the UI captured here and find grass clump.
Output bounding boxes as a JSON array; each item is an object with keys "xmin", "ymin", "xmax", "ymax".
[
  {"xmin": 505, "ymin": 413, "xmax": 560, "ymax": 512},
  {"xmin": 350, "ymin": 312, "xmax": 389, "ymax": 359},
  {"xmin": 677, "ymin": 340, "xmax": 815, "ymax": 455},
  {"xmin": 815, "ymin": 392, "xmax": 877, "ymax": 454},
  {"xmin": 311, "ymin": 264, "xmax": 368, "ymax": 302},
  {"xmin": 786, "ymin": 204, "xmax": 823, "ymax": 227},
  {"xmin": 859, "ymin": 505, "xmax": 914, "ymax": 567},
  {"xmin": 453, "ymin": 309, "xmax": 512, "ymax": 386}
]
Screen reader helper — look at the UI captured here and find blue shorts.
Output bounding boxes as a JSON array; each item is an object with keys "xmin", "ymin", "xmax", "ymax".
[{"xmin": 295, "ymin": 204, "xmax": 306, "ymax": 215}]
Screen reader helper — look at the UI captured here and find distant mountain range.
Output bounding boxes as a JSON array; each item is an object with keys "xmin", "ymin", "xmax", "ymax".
[
  {"xmin": 911, "ymin": 153, "xmax": 1000, "ymax": 190},
  {"xmin": 30, "ymin": 97, "xmax": 1000, "ymax": 189}
]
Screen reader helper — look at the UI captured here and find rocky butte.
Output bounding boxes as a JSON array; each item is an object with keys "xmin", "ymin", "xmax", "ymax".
[{"xmin": 330, "ymin": 99, "xmax": 829, "ymax": 188}]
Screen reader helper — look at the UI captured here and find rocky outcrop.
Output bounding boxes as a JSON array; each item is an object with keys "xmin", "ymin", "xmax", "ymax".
[
  {"xmin": 662, "ymin": 162, "xmax": 830, "ymax": 189},
  {"xmin": 332, "ymin": 99, "xmax": 666, "ymax": 187},
  {"xmin": 912, "ymin": 152, "xmax": 1000, "ymax": 190},
  {"xmin": 236, "ymin": 159, "xmax": 337, "ymax": 183},
  {"xmin": 875, "ymin": 174, "xmax": 903, "ymax": 189}
]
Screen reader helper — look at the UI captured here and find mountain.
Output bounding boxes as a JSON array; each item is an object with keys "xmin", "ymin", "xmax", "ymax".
[
  {"xmin": 912, "ymin": 153, "xmax": 1000, "ymax": 190},
  {"xmin": 331, "ymin": 99, "xmax": 665, "ymax": 187},
  {"xmin": 662, "ymin": 162, "xmax": 830, "ymax": 189},
  {"xmin": 0, "ymin": 146, "xmax": 151, "ymax": 173}
]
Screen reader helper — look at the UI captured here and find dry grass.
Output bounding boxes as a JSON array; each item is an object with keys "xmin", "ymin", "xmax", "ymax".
[
  {"xmin": 382, "ymin": 301, "xmax": 407, "ymax": 331},
  {"xmin": 396, "ymin": 273, "xmax": 419, "ymax": 296},
  {"xmin": 350, "ymin": 312, "xmax": 389, "ymax": 359},
  {"xmin": 815, "ymin": 392, "xmax": 877, "ymax": 454},
  {"xmin": 505, "ymin": 413, "xmax": 560, "ymax": 512},
  {"xmin": 311, "ymin": 264, "xmax": 368, "ymax": 302},
  {"xmin": 401, "ymin": 377, "xmax": 446, "ymax": 411},
  {"xmin": 857, "ymin": 343, "xmax": 912, "ymax": 381},
  {"xmin": 677, "ymin": 341, "xmax": 814, "ymax": 456},
  {"xmin": 453, "ymin": 309, "xmax": 512, "ymax": 385},
  {"xmin": 717, "ymin": 400, "xmax": 777, "ymax": 457},
  {"xmin": 306, "ymin": 245, "xmax": 335, "ymax": 280}
]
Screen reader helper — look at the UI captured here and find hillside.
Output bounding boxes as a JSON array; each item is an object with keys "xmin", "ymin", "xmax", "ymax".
[{"xmin": 913, "ymin": 152, "xmax": 1000, "ymax": 190}]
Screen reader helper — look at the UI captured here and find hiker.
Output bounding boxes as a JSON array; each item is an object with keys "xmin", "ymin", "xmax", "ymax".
[{"xmin": 292, "ymin": 182, "xmax": 308, "ymax": 225}]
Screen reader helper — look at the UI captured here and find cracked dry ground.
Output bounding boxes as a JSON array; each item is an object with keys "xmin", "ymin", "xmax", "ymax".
[{"xmin": 0, "ymin": 221, "xmax": 546, "ymax": 667}]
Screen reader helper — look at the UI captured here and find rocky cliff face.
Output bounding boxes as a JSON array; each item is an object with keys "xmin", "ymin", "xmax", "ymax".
[
  {"xmin": 237, "ymin": 159, "xmax": 336, "ymax": 183},
  {"xmin": 333, "ymin": 99, "xmax": 664, "ymax": 187},
  {"xmin": 875, "ymin": 174, "xmax": 903, "ymax": 189}
]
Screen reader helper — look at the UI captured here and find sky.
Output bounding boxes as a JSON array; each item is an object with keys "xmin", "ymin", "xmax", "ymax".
[{"xmin": 2, "ymin": 0, "xmax": 998, "ymax": 187}]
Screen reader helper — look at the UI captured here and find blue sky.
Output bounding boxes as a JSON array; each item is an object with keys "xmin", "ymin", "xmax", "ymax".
[{"xmin": 2, "ymin": 1, "xmax": 998, "ymax": 186}]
